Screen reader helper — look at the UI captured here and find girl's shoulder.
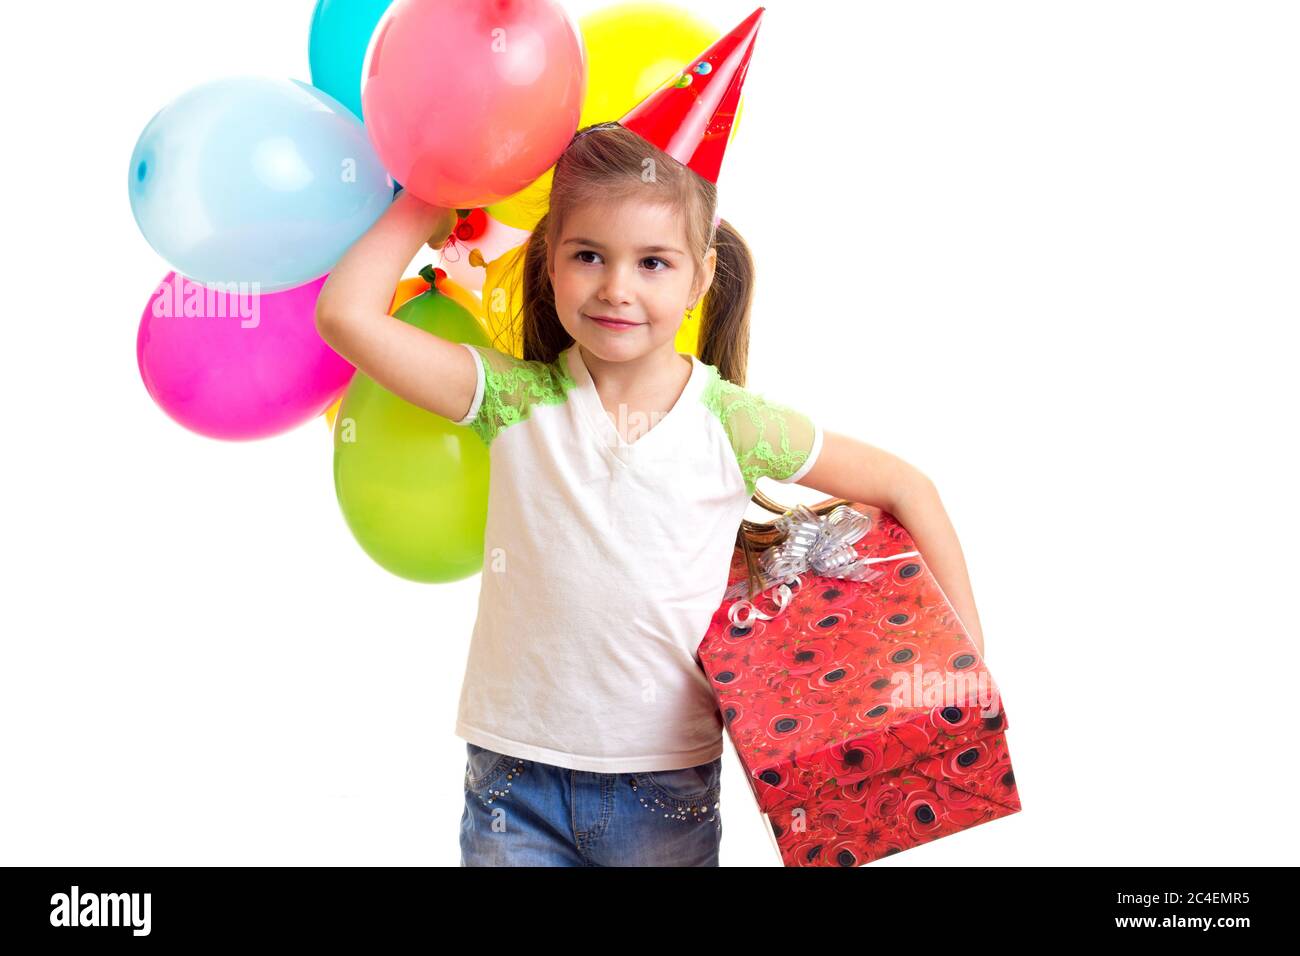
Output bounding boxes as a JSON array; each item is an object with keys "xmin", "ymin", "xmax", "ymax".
[
  {"xmin": 458, "ymin": 343, "xmax": 577, "ymax": 446},
  {"xmin": 697, "ymin": 363, "xmax": 823, "ymax": 497}
]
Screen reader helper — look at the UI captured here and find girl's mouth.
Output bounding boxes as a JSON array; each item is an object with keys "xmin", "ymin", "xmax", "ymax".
[{"xmin": 585, "ymin": 314, "xmax": 642, "ymax": 330}]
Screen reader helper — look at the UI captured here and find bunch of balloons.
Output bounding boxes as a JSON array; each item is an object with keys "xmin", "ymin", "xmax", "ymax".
[{"xmin": 126, "ymin": 0, "xmax": 740, "ymax": 583}]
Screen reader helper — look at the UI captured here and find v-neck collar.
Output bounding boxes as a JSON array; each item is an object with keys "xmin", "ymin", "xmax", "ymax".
[{"xmin": 564, "ymin": 343, "xmax": 705, "ymax": 464}]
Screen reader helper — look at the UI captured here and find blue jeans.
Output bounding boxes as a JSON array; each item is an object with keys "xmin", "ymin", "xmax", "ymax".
[{"xmin": 459, "ymin": 742, "xmax": 723, "ymax": 866}]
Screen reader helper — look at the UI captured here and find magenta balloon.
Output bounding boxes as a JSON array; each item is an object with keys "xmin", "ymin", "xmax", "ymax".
[
  {"xmin": 362, "ymin": 0, "xmax": 585, "ymax": 207},
  {"xmin": 137, "ymin": 272, "xmax": 354, "ymax": 440}
]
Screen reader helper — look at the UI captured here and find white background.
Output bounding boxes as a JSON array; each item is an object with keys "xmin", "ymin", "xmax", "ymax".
[{"xmin": 3, "ymin": 0, "xmax": 1297, "ymax": 866}]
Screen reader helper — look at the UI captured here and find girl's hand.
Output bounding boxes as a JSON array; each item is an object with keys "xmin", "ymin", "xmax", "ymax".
[
  {"xmin": 426, "ymin": 206, "xmax": 459, "ymax": 251},
  {"xmin": 319, "ymin": 189, "xmax": 452, "ymax": 320},
  {"xmin": 389, "ymin": 187, "xmax": 458, "ymax": 251}
]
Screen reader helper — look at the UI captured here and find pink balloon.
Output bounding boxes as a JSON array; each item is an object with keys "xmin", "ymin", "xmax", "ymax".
[
  {"xmin": 137, "ymin": 272, "xmax": 354, "ymax": 441},
  {"xmin": 362, "ymin": 0, "xmax": 585, "ymax": 207}
]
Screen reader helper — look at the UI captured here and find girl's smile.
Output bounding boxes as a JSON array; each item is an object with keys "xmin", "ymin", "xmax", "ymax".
[{"xmin": 585, "ymin": 313, "xmax": 644, "ymax": 331}]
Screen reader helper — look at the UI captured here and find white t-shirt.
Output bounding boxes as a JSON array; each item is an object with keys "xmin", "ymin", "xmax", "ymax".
[{"xmin": 449, "ymin": 341, "xmax": 823, "ymax": 772}]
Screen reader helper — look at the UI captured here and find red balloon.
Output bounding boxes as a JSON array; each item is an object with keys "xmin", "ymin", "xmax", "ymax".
[
  {"xmin": 454, "ymin": 208, "xmax": 489, "ymax": 242},
  {"xmin": 362, "ymin": 0, "xmax": 585, "ymax": 207}
]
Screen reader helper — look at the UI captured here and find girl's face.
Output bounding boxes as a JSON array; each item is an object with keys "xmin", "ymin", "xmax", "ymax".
[{"xmin": 548, "ymin": 198, "xmax": 716, "ymax": 363}]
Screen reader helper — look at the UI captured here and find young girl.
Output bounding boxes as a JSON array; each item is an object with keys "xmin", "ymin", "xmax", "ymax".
[{"xmin": 316, "ymin": 111, "xmax": 985, "ymax": 870}]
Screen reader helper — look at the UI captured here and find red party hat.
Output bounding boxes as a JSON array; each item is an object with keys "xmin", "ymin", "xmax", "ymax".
[{"xmin": 615, "ymin": 6, "xmax": 765, "ymax": 186}]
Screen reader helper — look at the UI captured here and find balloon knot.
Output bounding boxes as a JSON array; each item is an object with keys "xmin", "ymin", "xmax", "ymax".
[{"xmin": 417, "ymin": 264, "xmax": 444, "ymax": 290}]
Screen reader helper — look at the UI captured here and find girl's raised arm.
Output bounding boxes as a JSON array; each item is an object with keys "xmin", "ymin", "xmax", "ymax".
[{"xmin": 315, "ymin": 190, "xmax": 473, "ymax": 421}]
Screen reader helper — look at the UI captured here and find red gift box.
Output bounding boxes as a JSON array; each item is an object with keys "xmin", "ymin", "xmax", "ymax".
[{"xmin": 697, "ymin": 497, "xmax": 1022, "ymax": 866}]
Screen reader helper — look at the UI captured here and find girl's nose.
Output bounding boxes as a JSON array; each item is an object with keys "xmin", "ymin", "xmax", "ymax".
[{"xmin": 598, "ymin": 263, "xmax": 634, "ymax": 305}]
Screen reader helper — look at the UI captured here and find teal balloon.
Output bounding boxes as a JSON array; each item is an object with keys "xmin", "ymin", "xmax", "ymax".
[
  {"xmin": 309, "ymin": 0, "xmax": 394, "ymax": 121},
  {"xmin": 127, "ymin": 76, "xmax": 393, "ymax": 291}
]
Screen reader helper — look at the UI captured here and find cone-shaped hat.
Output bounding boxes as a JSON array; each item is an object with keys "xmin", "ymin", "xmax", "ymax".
[{"xmin": 615, "ymin": 6, "xmax": 765, "ymax": 185}]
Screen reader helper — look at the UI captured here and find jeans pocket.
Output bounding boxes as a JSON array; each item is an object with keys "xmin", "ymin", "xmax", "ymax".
[
  {"xmin": 639, "ymin": 757, "xmax": 722, "ymax": 805},
  {"xmin": 464, "ymin": 743, "xmax": 513, "ymax": 794}
]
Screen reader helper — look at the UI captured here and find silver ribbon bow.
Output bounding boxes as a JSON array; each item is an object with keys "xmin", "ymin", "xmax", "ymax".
[{"xmin": 725, "ymin": 504, "xmax": 920, "ymax": 628}]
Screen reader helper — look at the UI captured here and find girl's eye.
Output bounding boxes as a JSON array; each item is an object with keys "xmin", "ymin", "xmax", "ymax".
[{"xmin": 572, "ymin": 251, "xmax": 670, "ymax": 272}]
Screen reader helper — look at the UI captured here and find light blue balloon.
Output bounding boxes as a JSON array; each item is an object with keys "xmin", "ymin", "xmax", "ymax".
[
  {"xmin": 308, "ymin": 0, "xmax": 394, "ymax": 121},
  {"xmin": 127, "ymin": 76, "xmax": 393, "ymax": 290}
]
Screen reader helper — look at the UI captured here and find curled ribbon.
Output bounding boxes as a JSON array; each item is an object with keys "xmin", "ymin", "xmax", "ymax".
[{"xmin": 725, "ymin": 504, "xmax": 920, "ymax": 628}]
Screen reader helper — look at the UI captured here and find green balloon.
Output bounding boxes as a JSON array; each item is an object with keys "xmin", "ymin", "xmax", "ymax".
[{"xmin": 333, "ymin": 280, "xmax": 491, "ymax": 582}]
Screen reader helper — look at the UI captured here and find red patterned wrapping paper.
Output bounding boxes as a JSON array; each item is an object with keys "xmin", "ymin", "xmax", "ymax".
[{"xmin": 696, "ymin": 502, "xmax": 1022, "ymax": 866}]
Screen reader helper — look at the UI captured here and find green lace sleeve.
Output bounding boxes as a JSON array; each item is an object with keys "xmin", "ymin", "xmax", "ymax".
[
  {"xmin": 454, "ymin": 343, "xmax": 577, "ymax": 446},
  {"xmin": 700, "ymin": 367, "xmax": 824, "ymax": 497}
]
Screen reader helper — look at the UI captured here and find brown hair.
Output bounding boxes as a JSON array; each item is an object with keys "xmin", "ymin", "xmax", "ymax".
[{"xmin": 496, "ymin": 122, "xmax": 780, "ymax": 597}]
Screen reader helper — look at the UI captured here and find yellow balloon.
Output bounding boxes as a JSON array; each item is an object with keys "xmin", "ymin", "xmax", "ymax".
[
  {"xmin": 324, "ymin": 396, "xmax": 342, "ymax": 430},
  {"xmin": 486, "ymin": 2, "xmax": 744, "ymax": 232},
  {"xmin": 485, "ymin": 169, "xmax": 553, "ymax": 233},
  {"xmin": 480, "ymin": 243, "xmax": 530, "ymax": 358},
  {"xmin": 676, "ymin": 300, "xmax": 703, "ymax": 356}
]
